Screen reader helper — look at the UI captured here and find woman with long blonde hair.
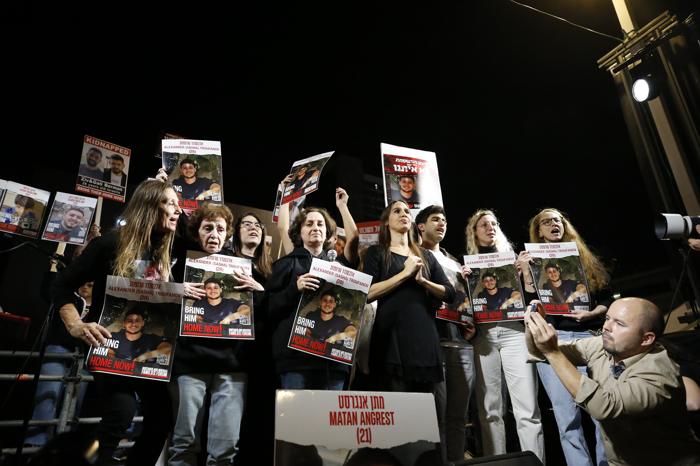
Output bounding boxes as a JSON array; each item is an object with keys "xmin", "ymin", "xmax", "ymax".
[
  {"xmin": 52, "ymin": 179, "xmax": 182, "ymax": 466},
  {"xmin": 361, "ymin": 200, "xmax": 454, "ymax": 393},
  {"xmin": 465, "ymin": 209, "xmax": 544, "ymax": 462},
  {"xmin": 523, "ymin": 208, "xmax": 612, "ymax": 466}
]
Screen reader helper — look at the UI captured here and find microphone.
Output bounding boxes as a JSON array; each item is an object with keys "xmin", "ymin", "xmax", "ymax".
[{"xmin": 327, "ymin": 249, "xmax": 337, "ymax": 262}]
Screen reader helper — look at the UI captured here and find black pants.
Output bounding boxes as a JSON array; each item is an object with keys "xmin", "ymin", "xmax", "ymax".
[{"xmin": 94, "ymin": 373, "xmax": 172, "ymax": 466}]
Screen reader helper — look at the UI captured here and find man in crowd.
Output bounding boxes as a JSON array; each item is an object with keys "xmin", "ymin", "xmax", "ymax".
[
  {"xmin": 103, "ymin": 154, "xmax": 127, "ymax": 187},
  {"xmin": 415, "ymin": 205, "xmax": 475, "ymax": 462},
  {"xmin": 78, "ymin": 148, "xmax": 104, "ymax": 179},
  {"xmin": 525, "ymin": 297, "xmax": 700, "ymax": 465}
]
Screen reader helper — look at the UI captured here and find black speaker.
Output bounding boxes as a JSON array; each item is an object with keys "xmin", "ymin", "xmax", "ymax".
[{"xmin": 454, "ymin": 451, "xmax": 543, "ymax": 466}]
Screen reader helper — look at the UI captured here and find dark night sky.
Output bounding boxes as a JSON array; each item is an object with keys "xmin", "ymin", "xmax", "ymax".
[{"xmin": 2, "ymin": 1, "xmax": 697, "ymax": 284}]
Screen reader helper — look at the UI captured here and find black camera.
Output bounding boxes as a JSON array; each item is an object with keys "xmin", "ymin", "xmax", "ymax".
[{"xmin": 654, "ymin": 213, "xmax": 700, "ymax": 240}]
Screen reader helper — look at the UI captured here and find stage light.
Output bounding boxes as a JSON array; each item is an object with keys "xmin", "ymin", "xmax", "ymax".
[{"xmin": 632, "ymin": 74, "xmax": 659, "ymax": 102}]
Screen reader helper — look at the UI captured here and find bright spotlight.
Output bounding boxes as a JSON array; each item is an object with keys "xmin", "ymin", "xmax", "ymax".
[{"xmin": 632, "ymin": 77, "xmax": 652, "ymax": 102}]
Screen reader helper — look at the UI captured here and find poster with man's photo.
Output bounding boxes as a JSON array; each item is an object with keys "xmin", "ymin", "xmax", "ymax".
[
  {"xmin": 0, "ymin": 181, "xmax": 50, "ymax": 239},
  {"xmin": 463, "ymin": 251, "xmax": 525, "ymax": 323},
  {"xmin": 525, "ymin": 242, "xmax": 591, "ymax": 315},
  {"xmin": 41, "ymin": 192, "xmax": 97, "ymax": 245},
  {"xmin": 86, "ymin": 276, "xmax": 181, "ymax": 381},
  {"xmin": 181, "ymin": 251, "xmax": 254, "ymax": 339},
  {"xmin": 432, "ymin": 251, "xmax": 474, "ymax": 325},
  {"xmin": 272, "ymin": 151, "xmax": 334, "ymax": 222},
  {"xmin": 288, "ymin": 259, "xmax": 371, "ymax": 365},
  {"xmin": 275, "ymin": 390, "xmax": 441, "ymax": 466},
  {"xmin": 0, "ymin": 180, "xmax": 6, "ymax": 207},
  {"xmin": 380, "ymin": 143, "xmax": 443, "ymax": 213},
  {"xmin": 162, "ymin": 139, "xmax": 224, "ymax": 214},
  {"xmin": 75, "ymin": 135, "xmax": 131, "ymax": 202}
]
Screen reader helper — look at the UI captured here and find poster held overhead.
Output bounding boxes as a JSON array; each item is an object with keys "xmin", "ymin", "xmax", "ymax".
[
  {"xmin": 380, "ymin": 143, "xmax": 443, "ymax": 213},
  {"xmin": 0, "ymin": 181, "xmax": 50, "ymax": 239},
  {"xmin": 272, "ymin": 151, "xmax": 334, "ymax": 222},
  {"xmin": 463, "ymin": 251, "xmax": 525, "ymax": 323},
  {"xmin": 41, "ymin": 192, "xmax": 97, "ymax": 245},
  {"xmin": 162, "ymin": 139, "xmax": 224, "ymax": 215},
  {"xmin": 75, "ymin": 135, "xmax": 131, "ymax": 203},
  {"xmin": 525, "ymin": 242, "xmax": 591, "ymax": 315}
]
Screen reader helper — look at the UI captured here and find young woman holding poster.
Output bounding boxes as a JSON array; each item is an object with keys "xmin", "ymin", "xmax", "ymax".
[
  {"xmin": 361, "ymin": 200, "xmax": 454, "ymax": 393},
  {"xmin": 51, "ymin": 179, "xmax": 182, "ymax": 466},
  {"xmin": 522, "ymin": 208, "xmax": 612, "ymax": 466},
  {"xmin": 170, "ymin": 204, "xmax": 265, "ymax": 466},
  {"xmin": 465, "ymin": 209, "xmax": 544, "ymax": 462},
  {"xmin": 266, "ymin": 206, "xmax": 348, "ymax": 389}
]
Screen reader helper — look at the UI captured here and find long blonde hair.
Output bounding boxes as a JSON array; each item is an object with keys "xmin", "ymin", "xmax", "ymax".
[
  {"xmin": 529, "ymin": 208, "xmax": 609, "ymax": 292},
  {"xmin": 113, "ymin": 180, "xmax": 177, "ymax": 279},
  {"xmin": 465, "ymin": 209, "xmax": 513, "ymax": 255}
]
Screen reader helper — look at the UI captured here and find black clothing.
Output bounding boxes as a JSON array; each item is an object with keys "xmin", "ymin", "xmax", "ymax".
[
  {"xmin": 363, "ymin": 245, "xmax": 455, "ymax": 385},
  {"xmin": 103, "ymin": 169, "xmax": 127, "ymax": 187},
  {"xmin": 172, "ymin": 247, "xmax": 257, "ymax": 376},
  {"xmin": 94, "ymin": 374, "xmax": 171, "ymax": 466},
  {"xmin": 50, "ymin": 227, "xmax": 183, "ymax": 466},
  {"xmin": 110, "ymin": 330, "xmax": 165, "ymax": 361},
  {"xmin": 305, "ymin": 309, "xmax": 353, "ymax": 342},
  {"xmin": 266, "ymin": 247, "xmax": 349, "ymax": 375}
]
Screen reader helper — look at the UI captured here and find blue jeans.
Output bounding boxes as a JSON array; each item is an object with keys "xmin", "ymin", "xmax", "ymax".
[
  {"xmin": 279, "ymin": 370, "xmax": 346, "ymax": 390},
  {"xmin": 537, "ymin": 330, "xmax": 608, "ymax": 466},
  {"xmin": 434, "ymin": 344, "xmax": 475, "ymax": 462},
  {"xmin": 170, "ymin": 373, "xmax": 247, "ymax": 466},
  {"xmin": 25, "ymin": 344, "xmax": 88, "ymax": 446}
]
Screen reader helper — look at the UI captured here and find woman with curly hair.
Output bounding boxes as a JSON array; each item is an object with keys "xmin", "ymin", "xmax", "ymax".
[{"xmin": 521, "ymin": 208, "xmax": 612, "ymax": 466}]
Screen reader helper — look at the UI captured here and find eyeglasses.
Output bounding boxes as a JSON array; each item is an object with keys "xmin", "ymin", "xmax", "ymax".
[
  {"xmin": 240, "ymin": 220, "xmax": 263, "ymax": 230},
  {"xmin": 540, "ymin": 217, "xmax": 563, "ymax": 227}
]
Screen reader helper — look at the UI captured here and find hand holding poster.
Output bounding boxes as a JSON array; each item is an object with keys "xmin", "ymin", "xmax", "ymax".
[
  {"xmin": 161, "ymin": 139, "xmax": 224, "ymax": 214},
  {"xmin": 272, "ymin": 151, "xmax": 333, "ymax": 222},
  {"xmin": 525, "ymin": 242, "xmax": 591, "ymax": 315},
  {"xmin": 0, "ymin": 181, "xmax": 50, "ymax": 239},
  {"xmin": 288, "ymin": 258, "xmax": 371, "ymax": 365},
  {"xmin": 181, "ymin": 251, "xmax": 255, "ymax": 339},
  {"xmin": 275, "ymin": 390, "xmax": 440, "ymax": 466},
  {"xmin": 86, "ymin": 276, "xmax": 181, "ymax": 381},
  {"xmin": 75, "ymin": 135, "xmax": 131, "ymax": 202},
  {"xmin": 463, "ymin": 251, "xmax": 525, "ymax": 323},
  {"xmin": 41, "ymin": 192, "xmax": 97, "ymax": 245},
  {"xmin": 431, "ymin": 251, "xmax": 474, "ymax": 325},
  {"xmin": 380, "ymin": 143, "xmax": 443, "ymax": 213}
]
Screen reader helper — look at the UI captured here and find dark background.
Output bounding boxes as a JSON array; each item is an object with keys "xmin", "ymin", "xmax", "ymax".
[
  {"xmin": 1, "ymin": 1, "xmax": 698, "ymax": 463},
  {"xmin": 2, "ymin": 0, "xmax": 697, "ymax": 339}
]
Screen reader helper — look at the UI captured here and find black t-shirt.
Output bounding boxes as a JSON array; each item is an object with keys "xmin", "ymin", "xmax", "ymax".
[
  {"xmin": 192, "ymin": 298, "xmax": 245, "ymax": 324},
  {"xmin": 111, "ymin": 330, "xmax": 165, "ymax": 361},
  {"xmin": 478, "ymin": 287, "xmax": 514, "ymax": 310},
  {"xmin": 172, "ymin": 177, "xmax": 215, "ymax": 200},
  {"xmin": 543, "ymin": 279, "xmax": 579, "ymax": 304},
  {"xmin": 305, "ymin": 309, "xmax": 352, "ymax": 341}
]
